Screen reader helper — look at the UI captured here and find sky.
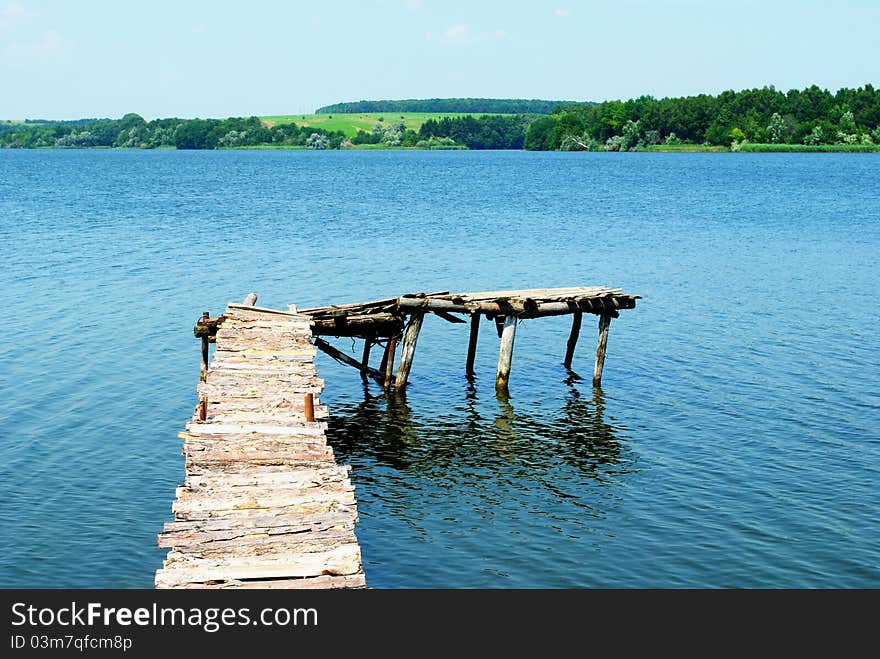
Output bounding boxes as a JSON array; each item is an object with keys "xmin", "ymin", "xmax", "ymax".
[{"xmin": 2, "ymin": 0, "xmax": 878, "ymax": 119}]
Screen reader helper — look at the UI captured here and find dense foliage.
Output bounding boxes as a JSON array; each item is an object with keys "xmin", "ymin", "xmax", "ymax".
[
  {"xmin": 418, "ymin": 115, "xmax": 533, "ymax": 149},
  {"xmin": 315, "ymin": 98, "xmax": 572, "ymax": 115},
  {"xmin": 0, "ymin": 114, "xmax": 346, "ymax": 149},
  {"xmin": 525, "ymin": 85, "xmax": 880, "ymax": 150}
]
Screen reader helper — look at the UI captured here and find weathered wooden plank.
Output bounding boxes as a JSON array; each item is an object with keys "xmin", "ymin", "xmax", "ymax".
[
  {"xmin": 183, "ymin": 422, "xmax": 328, "ymax": 436},
  {"xmin": 184, "ymin": 467, "xmax": 351, "ymax": 490},
  {"xmin": 161, "ymin": 509, "xmax": 358, "ymax": 535},
  {"xmin": 181, "ymin": 574, "xmax": 366, "ymax": 589},
  {"xmin": 158, "ymin": 517, "xmax": 357, "ymax": 546},
  {"xmin": 155, "ymin": 544, "xmax": 362, "ymax": 588},
  {"xmin": 226, "ymin": 303, "xmax": 307, "ymax": 318},
  {"xmin": 171, "ymin": 487, "xmax": 354, "ymax": 512},
  {"xmin": 175, "ymin": 477, "xmax": 353, "ymax": 499},
  {"xmin": 161, "ymin": 530, "xmax": 359, "ymax": 558},
  {"xmin": 171, "ymin": 498, "xmax": 355, "ymax": 522}
]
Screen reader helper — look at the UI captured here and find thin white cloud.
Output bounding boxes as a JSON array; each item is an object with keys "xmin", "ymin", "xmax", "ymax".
[
  {"xmin": 404, "ymin": 0, "xmax": 422, "ymax": 10},
  {"xmin": 1, "ymin": 2, "xmax": 25, "ymax": 18},
  {"xmin": 442, "ymin": 24, "xmax": 474, "ymax": 43},
  {"xmin": 34, "ymin": 29, "xmax": 61, "ymax": 54},
  {"xmin": 439, "ymin": 24, "xmax": 506, "ymax": 45},
  {"xmin": 0, "ymin": 2, "xmax": 27, "ymax": 31},
  {"xmin": 554, "ymin": 8, "xmax": 571, "ymax": 17}
]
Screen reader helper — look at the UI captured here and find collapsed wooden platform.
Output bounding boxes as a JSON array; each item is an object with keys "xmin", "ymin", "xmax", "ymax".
[
  {"xmin": 155, "ymin": 301, "xmax": 365, "ymax": 589},
  {"xmin": 299, "ymin": 286, "xmax": 639, "ymax": 390},
  {"xmin": 157, "ymin": 285, "xmax": 637, "ymax": 588}
]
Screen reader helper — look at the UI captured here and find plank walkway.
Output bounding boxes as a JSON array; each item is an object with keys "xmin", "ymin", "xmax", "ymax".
[{"xmin": 155, "ymin": 303, "xmax": 365, "ymax": 589}]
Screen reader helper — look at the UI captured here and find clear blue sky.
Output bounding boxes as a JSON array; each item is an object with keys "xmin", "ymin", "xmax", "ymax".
[{"xmin": 2, "ymin": 0, "xmax": 878, "ymax": 119}]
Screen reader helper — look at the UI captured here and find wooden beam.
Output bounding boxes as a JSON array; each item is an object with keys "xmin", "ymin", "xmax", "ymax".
[
  {"xmin": 313, "ymin": 337, "xmax": 383, "ymax": 383},
  {"xmin": 593, "ymin": 313, "xmax": 612, "ymax": 387},
  {"xmin": 310, "ymin": 314, "xmax": 404, "ymax": 339},
  {"xmin": 397, "ymin": 295, "xmax": 632, "ymax": 318},
  {"xmin": 383, "ymin": 335, "xmax": 398, "ymax": 390},
  {"xmin": 563, "ymin": 311, "xmax": 582, "ymax": 369},
  {"xmin": 243, "ymin": 292, "xmax": 258, "ymax": 306},
  {"xmin": 430, "ymin": 309, "xmax": 467, "ymax": 324},
  {"xmin": 395, "ymin": 312, "xmax": 425, "ymax": 389},
  {"xmin": 496, "ymin": 315, "xmax": 517, "ymax": 391},
  {"xmin": 466, "ymin": 314, "xmax": 480, "ymax": 377}
]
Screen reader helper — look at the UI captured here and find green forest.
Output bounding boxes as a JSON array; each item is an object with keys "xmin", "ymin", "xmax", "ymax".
[
  {"xmin": 3, "ymin": 85, "xmax": 879, "ymax": 151},
  {"xmin": 0, "ymin": 114, "xmax": 347, "ymax": 150},
  {"xmin": 526, "ymin": 84, "xmax": 880, "ymax": 151},
  {"xmin": 315, "ymin": 98, "xmax": 571, "ymax": 115}
]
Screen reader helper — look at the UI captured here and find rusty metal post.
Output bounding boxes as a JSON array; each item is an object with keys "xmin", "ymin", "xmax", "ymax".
[{"xmin": 304, "ymin": 393, "xmax": 315, "ymax": 422}]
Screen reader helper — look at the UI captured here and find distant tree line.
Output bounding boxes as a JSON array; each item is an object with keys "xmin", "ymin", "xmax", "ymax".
[
  {"xmin": 525, "ymin": 85, "xmax": 880, "ymax": 150},
  {"xmin": 0, "ymin": 114, "xmax": 346, "ymax": 149},
  {"xmin": 315, "ymin": 98, "xmax": 574, "ymax": 115},
  {"xmin": 418, "ymin": 115, "xmax": 533, "ymax": 149},
  {"xmin": 4, "ymin": 86, "xmax": 879, "ymax": 151},
  {"xmin": 345, "ymin": 114, "xmax": 531, "ymax": 149}
]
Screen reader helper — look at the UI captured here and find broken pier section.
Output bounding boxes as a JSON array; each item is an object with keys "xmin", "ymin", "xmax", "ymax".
[{"xmin": 299, "ymin": 286, "xmax": 639, "ymax": 391}]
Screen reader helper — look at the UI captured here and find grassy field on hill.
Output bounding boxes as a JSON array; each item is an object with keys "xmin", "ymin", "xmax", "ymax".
[{"xmin": 261, "ymin": 112, "xmax": 507, "ymax": 137}]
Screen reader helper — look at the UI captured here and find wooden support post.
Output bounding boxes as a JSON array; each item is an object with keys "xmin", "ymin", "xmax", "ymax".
[
  {"xmin": 243, "ymin": 292, "xmax": 258, "ymax": 306},
  {"xmin": 593, "ymin": 313, "xmax": 612, "ymax": 387},
  {"xmin": 466, "ymin": 313, "xmax": 480, "ymax": 377},
  {"xmin": 563, "ymin": 311, "xmax": 582, "ymax": 369},
  {"xmin": 379, "ymin": 340, "xmax": 389, "ymax": 373},
  {"xmin": 198, "ymin": 398, "xmax": 207, "ymax": 421},
  {"xmin": 360, "ymin": 339, "xmax": 372, "ymax": 380},
  {"xmin": 304, "ymin": 393, "xmax": 315, "ymax": 422},
  {"xmin": 200, "ymin": 337, "xmax": 209, "ymax": 382},
  {"xmin": 495, "ymin": 314, "xmax": 518, "ymax": 391},
  {"xmin": 383, "ymin": 335, "xmax": 398, "ymax": 390},
  {"xmin": 199, "ymin": 311, "xmax": 210, "ymax": 382},
  {"xmin": 395, "ymin": 312, "xmax": 425, "ymax": 389}
]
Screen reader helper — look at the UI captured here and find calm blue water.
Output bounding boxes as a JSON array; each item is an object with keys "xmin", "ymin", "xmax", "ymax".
[{"xmin": 1, "ymin": 149, "xmax": 878, "ymax": 588}]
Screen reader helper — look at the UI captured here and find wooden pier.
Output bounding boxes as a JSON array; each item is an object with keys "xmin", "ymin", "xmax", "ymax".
[
  {"xmin": 300, "ymin": 286, "xmax": 639, "ymax": 391},
  {"xmin": 157, "ymin": 285, "xmax": 637, "ymax": 589},
  {"xmin": 155, "ymin": 299, "xmax": 365, "ymax": 589}
]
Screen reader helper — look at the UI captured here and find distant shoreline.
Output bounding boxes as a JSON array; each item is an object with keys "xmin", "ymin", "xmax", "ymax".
[{"xmin": 3, "ymin": 143, "xmax": 879, "ymax": 153}]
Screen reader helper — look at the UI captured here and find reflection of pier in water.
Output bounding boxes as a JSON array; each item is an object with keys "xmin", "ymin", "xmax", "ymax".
[{"xmin": 327, "ymin": 380, "xmax": 632, "ymax": 484}]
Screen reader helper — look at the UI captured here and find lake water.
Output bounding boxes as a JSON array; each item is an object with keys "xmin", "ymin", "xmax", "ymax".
[{"xmin": 1, "ymin": 149, "xmax": 878, "ymax": 588}]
